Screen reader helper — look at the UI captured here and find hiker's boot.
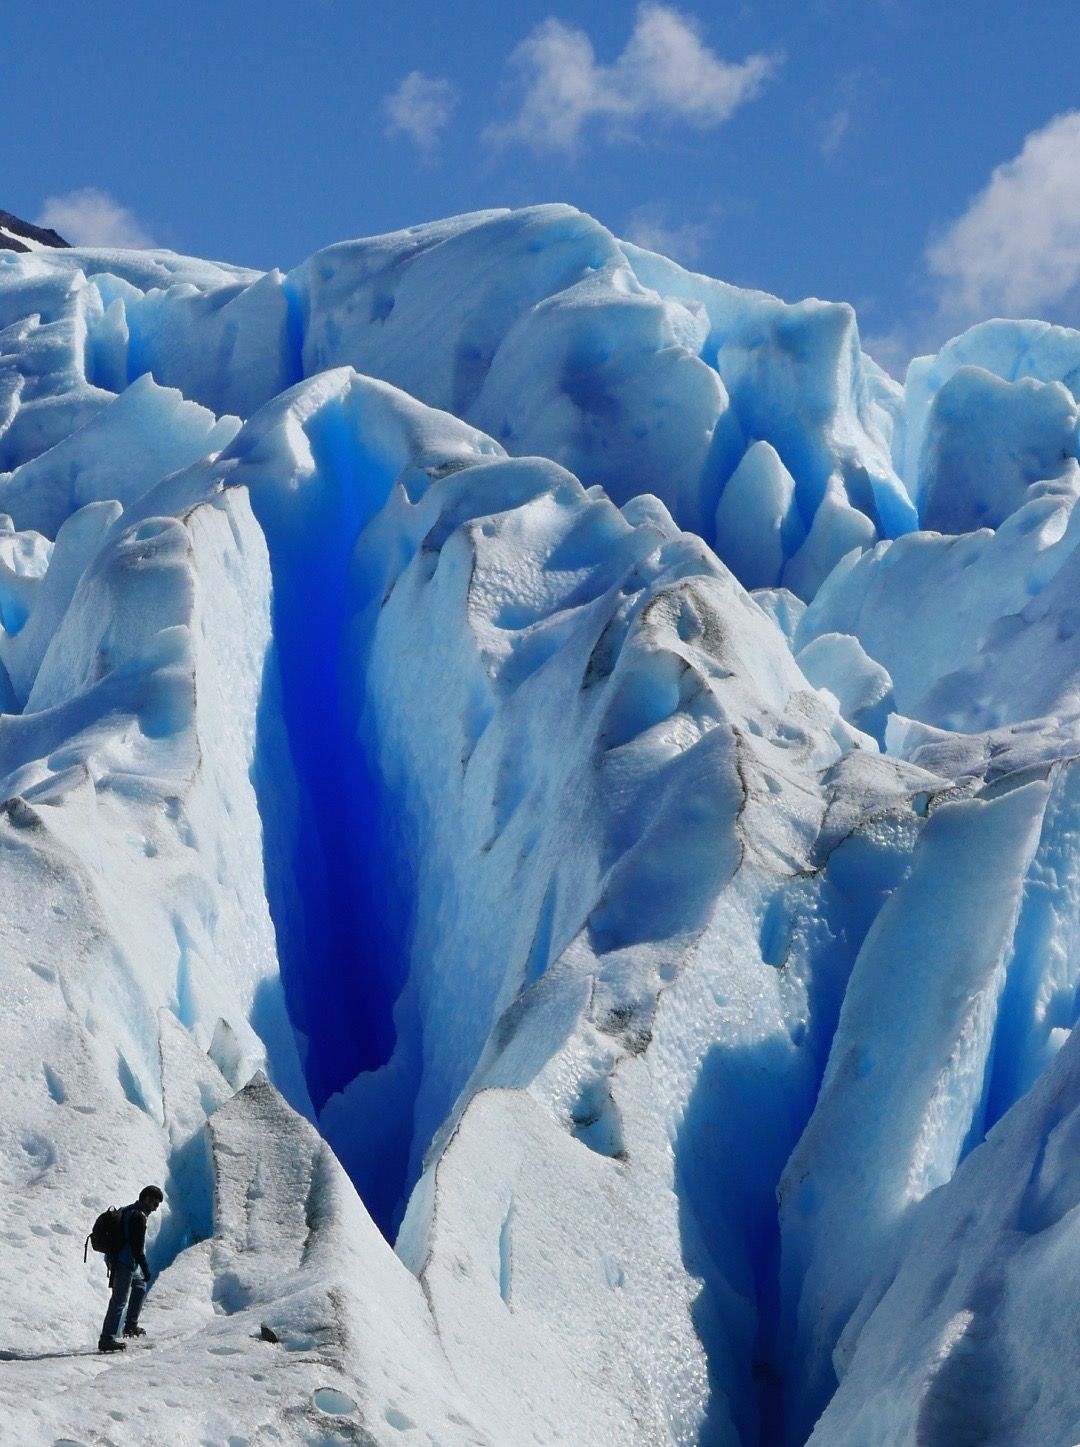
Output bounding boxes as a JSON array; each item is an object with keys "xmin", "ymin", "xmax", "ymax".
[
  {"xmin": 122, "ymin": 1326, "xmax": 146, "ymax": 1339},
  {"xmin": 98, "ymin": 1337, "xmax": 126, "ymax": 1353}
]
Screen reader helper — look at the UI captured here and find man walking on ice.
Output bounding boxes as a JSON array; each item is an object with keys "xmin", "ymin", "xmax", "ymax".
[{"xmin": 98, "ymin": 1185, "xmax": 163, "ymax": 1353}]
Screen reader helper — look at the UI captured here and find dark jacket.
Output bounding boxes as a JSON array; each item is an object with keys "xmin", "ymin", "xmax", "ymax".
[{"xmin": 115, "ymin": 1202, "xmax": 151, "ymax": 1278}]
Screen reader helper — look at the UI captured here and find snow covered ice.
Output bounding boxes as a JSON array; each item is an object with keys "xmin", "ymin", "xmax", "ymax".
[{"xmin": 0, "ymin": 203, "xmax": 1079, "ymax": 1445}]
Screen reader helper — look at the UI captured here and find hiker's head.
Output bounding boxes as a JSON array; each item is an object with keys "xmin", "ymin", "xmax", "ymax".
[{"xmin": 139, "ymin": 1185, "xmax": 164, "ymax": 1213}]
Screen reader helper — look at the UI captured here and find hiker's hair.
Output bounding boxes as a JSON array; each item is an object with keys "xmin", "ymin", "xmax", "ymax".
[{"xmin": 139, "ymin": 1185, "xmax": 164, "ymax": 1205}]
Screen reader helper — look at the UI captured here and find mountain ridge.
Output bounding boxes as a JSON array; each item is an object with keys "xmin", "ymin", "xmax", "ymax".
[{"xmin": 0, "ymin": 206, "xmax": 69, "ymax": 253}]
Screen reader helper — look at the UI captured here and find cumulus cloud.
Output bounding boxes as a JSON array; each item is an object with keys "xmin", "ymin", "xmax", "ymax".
[
  {"xmin": 384, "ymin": 71, "xmax": 458, "ymax": 157},
  {"xmin": 488, "ymin": 4, "xmax": 778, "ymax": 152},
  {"xmin": 864, "ymin": 110, "xmax": 1080, "ymax": 378},
  {"xmin": 927, "ymin": 110, "xmax": 1080, "ymax": 321},
  {"xmin": 36, "ymin": 188, "xmax": 155, "ymax": 248}
]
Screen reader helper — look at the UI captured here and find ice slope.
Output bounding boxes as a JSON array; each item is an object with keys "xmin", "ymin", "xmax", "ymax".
[
  {"xmin": 809, "ymin": 1019, "xmax": 1080, "ymax": 1447},
  {"xmin": 0, "ymin": 209, "xmax": 1078, "ymax": 1446}
]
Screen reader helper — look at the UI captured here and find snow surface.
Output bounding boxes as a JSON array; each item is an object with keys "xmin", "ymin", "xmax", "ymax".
[
  {"xmin": 0, "ymin": 206, "xmax": 1079, "ymax": 1444},
  {"xmin": 0, "ymin": 226, "xmax": 43, "ymax": 253}
]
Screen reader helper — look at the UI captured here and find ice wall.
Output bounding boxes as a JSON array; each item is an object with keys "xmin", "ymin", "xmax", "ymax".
[{"xmin": 1, "ymin": 213, "xmax": 1080, "ymax": 1445}]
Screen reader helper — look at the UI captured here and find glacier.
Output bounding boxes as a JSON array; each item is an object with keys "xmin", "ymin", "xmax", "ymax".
[{"xmin": 0, "ymin": 202, "xmax": 1079, "ymax": 1446}]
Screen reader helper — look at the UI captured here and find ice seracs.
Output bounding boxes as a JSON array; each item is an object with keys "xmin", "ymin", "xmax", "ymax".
[{"xmin": 0, "ymin": 204, "xmax": 1079, "ymax": 1444}]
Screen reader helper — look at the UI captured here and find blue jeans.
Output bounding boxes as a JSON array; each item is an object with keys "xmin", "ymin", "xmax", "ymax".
[{"xmin": 100, "ymin": 1261, "xmax": 148, "ymax": 1341}]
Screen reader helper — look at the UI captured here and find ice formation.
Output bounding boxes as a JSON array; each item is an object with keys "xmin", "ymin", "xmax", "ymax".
[{"xmin": 0, "ymin": 203, "xmax": 1079, "ymax": 1445}]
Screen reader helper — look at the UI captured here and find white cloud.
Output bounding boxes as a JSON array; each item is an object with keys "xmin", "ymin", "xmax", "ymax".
[
  {"xmin": 384, "ymin": 71, "xmax": 458, "ymax": 156},
  {"xmin": 819, "ymin": 106, "xmax": 850, "ymax": 161},
  {"xmin": 865, "ymin": 109, "xmax": 1080, "ymax": 376},
  {"xmin": 622, "ymin": 202, "xmax": 717, "ymax": 266},
  {"xmin": 488, "ymin": 4, "xmax": 778, "ymax": 152},
  {"xmin": 36, "ymin": 188, "xmax": 155, "ymax": 249},
  {"xmin": 816, "ymin": 68, "xmax": 880, "ymax": 163},
  {"xmin": 926, "ymin": 110, "xmax": 1080, "ymax": 321}
]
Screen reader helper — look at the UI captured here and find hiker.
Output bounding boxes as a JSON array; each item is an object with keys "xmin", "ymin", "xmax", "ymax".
[{"xmin": 98, "ymin": 1185, "xmax": 163, "ymax": 1353}]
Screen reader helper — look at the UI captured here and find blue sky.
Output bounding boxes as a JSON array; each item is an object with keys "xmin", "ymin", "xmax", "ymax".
[{"xmin": 5, "ymin": 0, "xmax": 1079, "ymax": 372}]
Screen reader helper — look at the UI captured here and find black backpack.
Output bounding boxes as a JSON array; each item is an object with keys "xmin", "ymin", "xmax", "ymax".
[{"xmin": 83, "ymin": 1206, "xmax": 127, "ymax": 1264}]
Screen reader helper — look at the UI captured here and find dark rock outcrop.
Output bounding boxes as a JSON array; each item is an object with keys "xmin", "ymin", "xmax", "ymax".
[{"xmin": 0, "ymin": 208, "xmax": 70, "ymax": 253}]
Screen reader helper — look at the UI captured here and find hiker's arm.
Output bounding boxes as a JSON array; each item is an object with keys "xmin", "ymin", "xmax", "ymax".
[{"xmin": 130, "ymin": 1211, "xmax": 151, "ymax": 1278}]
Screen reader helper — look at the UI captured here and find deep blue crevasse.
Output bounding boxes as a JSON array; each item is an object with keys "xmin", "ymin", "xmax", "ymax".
[{"xmin": 247, "ymin": 395, "xmax": 414, "ymax": 1234}]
